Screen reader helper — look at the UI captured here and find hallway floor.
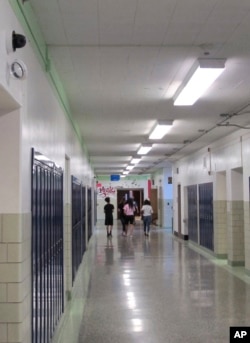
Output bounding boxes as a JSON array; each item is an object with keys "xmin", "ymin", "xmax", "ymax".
[{"xmin": 65, "ymin": 221, "xmax": 250, "ymax": 343}]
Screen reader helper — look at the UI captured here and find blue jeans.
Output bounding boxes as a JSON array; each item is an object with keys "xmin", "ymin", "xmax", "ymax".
[{"xmin": 143, "ymin": 215, "xmax": 152, "ymax": 234}]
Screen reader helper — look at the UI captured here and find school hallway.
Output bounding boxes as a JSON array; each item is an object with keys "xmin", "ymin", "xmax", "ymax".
[{"xmin": 56, "ymin": 220, "xmax": 250, "ymax": 343}]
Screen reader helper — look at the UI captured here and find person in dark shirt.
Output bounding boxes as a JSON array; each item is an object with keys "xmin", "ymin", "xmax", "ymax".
[
  {"xmin": 118, "ymin": 197, "xmax": 126, "ymax": 236},
  {"xmin": 104, "ymin": 197, "xmax": 114, "ymax": 237}
]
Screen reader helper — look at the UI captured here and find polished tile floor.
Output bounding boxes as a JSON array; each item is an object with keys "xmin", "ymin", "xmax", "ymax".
[{"xmin": 72, "ymin": 221, "xmax": 250, "ymax": 343}]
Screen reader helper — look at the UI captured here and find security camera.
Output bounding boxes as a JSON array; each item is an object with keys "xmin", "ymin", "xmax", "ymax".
[
  {"xmin": 5, "ymin": 31, "xmax": 27, "ymax": 53},
  {"xmin": 12, "ymin": 31, "xmax": 26, "ymax": 51}
]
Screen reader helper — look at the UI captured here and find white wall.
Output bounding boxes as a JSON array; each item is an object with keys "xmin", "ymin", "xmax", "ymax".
[
  {"xmin": 0, "ymin": 1, "xmax": 93, "ymax": 213},
  {"xmin": 172, "ymin": 130, "xmax": 250, "ymax": 235},
  {"xmin": 0, "ymin": 110, "xmax": 21, "ymax": 212}
]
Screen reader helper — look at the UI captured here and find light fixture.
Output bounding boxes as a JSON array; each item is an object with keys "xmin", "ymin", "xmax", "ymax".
[
  {"xmin": 126, "ymin": 165, "xmax": 134, "ymax": 170},
  {"xmin": 149, "ymin": 120, "xmax": 173, "ymax": 140},
  {"xmin": 123, "ymin": 171, "xmax": 129, "ymax": 175},
  {"xmin": 137, "ymin": 144, "xmax": 152, "ymax": 155},
  {"xmin": 131, "ymin": 158, "xmax": 141, "ymax": 164},
  {"xmin": 174, "ymin": 58, "xmax": 226, "ymax": 106}
]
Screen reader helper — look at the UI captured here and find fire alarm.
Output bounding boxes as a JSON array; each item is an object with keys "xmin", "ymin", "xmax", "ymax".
[{"xmin": 10, "ymin": 59, "xmax": 27, "ymax": 80}]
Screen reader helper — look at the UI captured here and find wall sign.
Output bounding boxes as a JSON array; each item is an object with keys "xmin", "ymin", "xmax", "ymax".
[{"xmin": 110, "ymin": 174, "xmax": 120, "ymax": 181}]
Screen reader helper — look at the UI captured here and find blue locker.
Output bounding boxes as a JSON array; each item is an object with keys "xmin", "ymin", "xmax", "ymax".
[
  {"xmin": 187, "ymin": 185, "xmax": 198, "ymax": 243},
  {"xmin": 199, "ymin": 182, "xmax": 214, "ymax": 251},
  {"xmin": 31, "ymin": 149, "xmax": 64, "ymax": 343}
]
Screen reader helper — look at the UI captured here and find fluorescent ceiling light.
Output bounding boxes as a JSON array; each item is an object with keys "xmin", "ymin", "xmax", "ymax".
[
  {"xmin": 149, "ymin": 120, "xmax": 173, "ymax": 140},
  {"xmin": 174, "ymin": 58, "xmax": 226, "ymax": 106},
  {"xmin": 131, "ymin": 158, "xmax": 141, "ymax": 164},
  {"xmin": 126, "ymin": 165, "xmax": 134, "ymax": 170},
  {"xmin": 137, "ymin": 144, "xmax": 152, "ymax": 155}
]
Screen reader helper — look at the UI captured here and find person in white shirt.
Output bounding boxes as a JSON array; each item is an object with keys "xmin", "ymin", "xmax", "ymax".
[{"xmin": 141, "ymin": 199, "xmax": 153, "ymax": 237}]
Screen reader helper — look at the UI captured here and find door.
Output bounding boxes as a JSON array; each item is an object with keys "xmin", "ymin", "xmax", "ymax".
[{"xmin": 150, "ymin": 188, "xmax": 158, "ymax": 224}]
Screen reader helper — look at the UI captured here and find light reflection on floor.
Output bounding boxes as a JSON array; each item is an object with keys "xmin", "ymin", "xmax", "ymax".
[{"xmin": 55, "ymin": 220, "xmax": 250, "ymax": 343}]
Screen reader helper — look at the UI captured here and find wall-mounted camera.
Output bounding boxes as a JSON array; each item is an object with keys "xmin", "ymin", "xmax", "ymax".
[
  {"xmin": 6, "ymin": 31, "xmax": 26, "ymax": 53},
  {"xmin": 12, "ymin": 31, "xmax": 26, "ymax": 51}
]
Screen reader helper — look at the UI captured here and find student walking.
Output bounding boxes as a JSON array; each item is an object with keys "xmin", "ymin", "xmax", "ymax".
[
  {"xmin": 118, "ymin": 197, "xmax": 126, "ymax": 236},
  {"xmin": 123, "ymin": 198, "xmax": 136, "ymax": 237},
  {"xmin": 141, "ymin": 199, "xmax": 153, "ymax": 237},
  {"xmin": 104, "ymin": 197, "xmax": 114, "ymax": 237},
  {"xmin": 131, "ymin": 196, "xmax": 139, "ymax": 225}
]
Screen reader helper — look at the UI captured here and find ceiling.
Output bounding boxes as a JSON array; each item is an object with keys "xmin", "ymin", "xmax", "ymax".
[{"xmin": 28, "ymin": 0, "xmax": 250, "ymax": 176}]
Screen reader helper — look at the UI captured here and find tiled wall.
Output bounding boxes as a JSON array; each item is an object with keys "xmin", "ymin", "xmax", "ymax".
[
  {"xmin": 0, "ymin": 212, "xmax": 31, "ymax": 343},
  {"xmin": 213, "ymin": 200, "xmax": 227, "ymax": 258},
  {"xmin": 244, "ymin": 202, "xmax": 250, "ymax": 274},
  {"xmin": 227, "ymin": 201, "xmax": 244, "ymax": 266}
]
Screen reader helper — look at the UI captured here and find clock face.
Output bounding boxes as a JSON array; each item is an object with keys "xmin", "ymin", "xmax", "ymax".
[{"xmin": 10, "ymin": 60, "xmax": 27, "ymax": 80}]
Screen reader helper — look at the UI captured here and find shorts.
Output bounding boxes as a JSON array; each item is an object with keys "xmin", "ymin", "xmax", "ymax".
[
  {"xmin": 125, "ymin": 215, "xmax": 134, "ymax": 225},
  {"xmin": 105, "ymin": 216, "xmax": 113, "ymax": 226}
]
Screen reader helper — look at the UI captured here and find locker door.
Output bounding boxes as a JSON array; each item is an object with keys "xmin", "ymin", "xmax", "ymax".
[
  {"xmin": 187, "ymin": 185, "xmax": 198, "ymax": 243},
  {"xmin": 199, "ymin": 182, "xmax": 214, "ymax": 251}
]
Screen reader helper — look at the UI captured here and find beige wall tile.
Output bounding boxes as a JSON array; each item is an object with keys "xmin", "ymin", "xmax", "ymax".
[
  {"xmin": 0, "ymin": 323, "xmax": 7, "ymax": 342},
  {"xmin": 0, "ymin": 303, "xmax": 22, "ymax": 322},
  {"xmin": 21, "ymin": 213, "xmax": 31, "ymax": 242},
  {"xmin": 0, "ymin": 243, "xmax": 7, "ymax": 263},
  {"xmin": 2, "ymin": 214, "xmax": 22, "ymax": 243},
  {"xmin": 21, "ymin": 316, "xmax": 32, "ymax": 343},
  {"xmin": 0, "ymin": 263, "xmax": 21, "ymax": 283},
  {"xmin": 7, "ymin": 243, "xmax": 22, "ymax": 263},
  {"xmin": 8, "ymin": 323, "xmax": 22, "ymax": 342},
  {"xmin": 0, "ymin": 284, "xmax": 7, "ymax": 303},
  {"xmin": 7, "ymin": 282, "xmax": 24, "ymax": 303},
  {"xmin": 21, "ymin": 257, "xmax": 31, "ymax": 281},
  {"xmin": 0, "ymin": 214, "xmax": 2, "ymax": 243}
]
